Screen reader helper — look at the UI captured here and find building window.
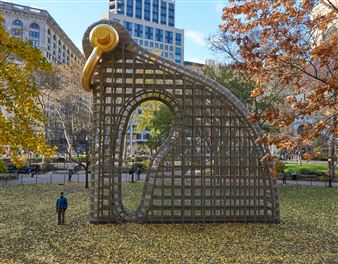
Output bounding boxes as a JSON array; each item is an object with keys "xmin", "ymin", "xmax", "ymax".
[
  {"xmin": 12, "ymin": 19, "xmax": 23, "ymax": 26},
  {"xmin": 123, "ymin": 21, "xmax": 133, "ymax": 35},
  {"xmin": 11, "ymin": 27, "xmax": 23, "ymax": 37},
  {"xmin": 29, "ymin": 23, "xmax": 40, "ymax": 30},
  {"xmin": 145, "ymin": 26, "xmax": 153, "ymax": 40},
  {"xmin": 165, "ymin": 31, "xmax": 173, "ymax": 44},
  {"xmin": 169, "ymin": 3, "xmax": 175, "ymax": 26},
  {"xmin": 117, "ymin": 0, "xmax": 125, "ymax": 15},
  {"xmin": 144, "ymin": 0, "xmax": 151, "ymax": 21},
  {"xmin": 175, "ymin": 47, "xmax": 181, "ymax": 63},
  {"xmin": 126, "ymin": 0, "xmax": 133, "ymax": 17},
  {"xmin": 135, "ymin": 0, "xmax": 142, "ymax": 19},
  {"xmin": 47, "ymin": 29, "xmax": 51, "ymax": 35},
  {"xmin": 29, "ymin": 39, "xmax": 40, "ymax": 47},
  {"xmin": 155, "ymin": 28, "xmax": 163, "ymax": 42},
  {"xmin": 153, "ymin": 0, "xmax": 159, "ymax": 23},
  {"xmin": 134, "ymin": 24, "xmax": 143, "ymax": 38},
  {"xmin": 150, "ymin": 42, "xmax": 154, "ymax": 47},
  {"xmin": 176, "ymin": 33, "xmax": 181, "ymax": 46},
  {"xmin": 160, "ymin": 0, "xmax": 167, "ymax": 25},
  {"xmin": 11, "ymin": 19, "xmax": 23, "ymax": 38},
  {"xmin": 29, "ymin": 31, "xmax": 40, "ymax": 39}
]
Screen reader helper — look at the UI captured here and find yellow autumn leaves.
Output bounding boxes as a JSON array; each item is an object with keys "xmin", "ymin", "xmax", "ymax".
[
  {"xmin": 0, "ymin": 183, "xmax": 337, "ymax": 263},
  {"xmin": 0, "ymin": 14, "xmax": 55, "ymax": 163}
]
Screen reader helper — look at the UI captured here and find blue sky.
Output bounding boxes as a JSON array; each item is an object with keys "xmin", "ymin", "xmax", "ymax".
[{"xmin": 8, "ymin": 0, "xmax": 228, "ymax": 63}]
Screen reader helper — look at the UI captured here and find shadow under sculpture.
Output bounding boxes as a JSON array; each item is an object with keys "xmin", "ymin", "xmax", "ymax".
[{"xmin": 82, "ymin": 21, "xmax": 280, "ymax": 224}]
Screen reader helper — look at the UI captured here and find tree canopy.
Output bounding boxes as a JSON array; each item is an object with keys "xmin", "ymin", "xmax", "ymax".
[
  {"xmin": 204, "ymin": 65, "xmax": 282, "ymax": 133},
  {"xmin": 135, "ymin": 101, "xmax": 173, "ymax": 154},
  {"xmin": 215, "ymin": 0, "xmax": 337, "ymax": 158},
  {"xmin": 0, "ymin": 14, "xmax": 54, "ymax": 163}
]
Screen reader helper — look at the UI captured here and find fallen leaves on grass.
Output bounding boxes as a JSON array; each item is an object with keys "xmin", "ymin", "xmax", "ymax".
[{"xmin": 0, "ymin": 184, "xmax": 337, "ymax": 263}]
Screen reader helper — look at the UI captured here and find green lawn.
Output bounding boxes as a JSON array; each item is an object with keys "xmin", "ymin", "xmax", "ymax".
[
  {"xmin": 0, "ymin": 183, "xmax": 337, "ymax": 263},
  {"xmin": 284, "ymin": 163, "xmax": 338, "ymax": 175}
]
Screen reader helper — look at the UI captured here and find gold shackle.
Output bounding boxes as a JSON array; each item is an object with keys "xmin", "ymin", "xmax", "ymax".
[{"xmin": 82, "ymin": 24, "xmax": 119, "ymax": 92}]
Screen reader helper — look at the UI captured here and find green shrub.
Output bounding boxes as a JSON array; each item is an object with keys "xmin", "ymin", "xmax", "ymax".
[
  {"xmin": 0, "ymin": 159, "xmax": 8, "ymax": 173},
  {"xmin": 132, "ymin": 162, "xmax": 147, "ymax": 173},
  {"xmin": 299, "ymin": 168, "xmax": 312, "ymax": 175}
]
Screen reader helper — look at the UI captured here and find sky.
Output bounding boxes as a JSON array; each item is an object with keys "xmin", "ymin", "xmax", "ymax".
[{"xmin": 7, "ymin": 0, "xmax": 229, "ymax": 64}]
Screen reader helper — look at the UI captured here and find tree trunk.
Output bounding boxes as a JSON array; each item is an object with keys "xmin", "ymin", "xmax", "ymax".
[
  {"xmin": 85, "ymin": 166, "xmax": 89, "ymax": 189},
  {"xmin": 297, "ymin": 145, "xmax": 302, "ymax": 166}
]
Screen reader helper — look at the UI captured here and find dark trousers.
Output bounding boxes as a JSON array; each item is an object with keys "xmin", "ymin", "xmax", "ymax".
[{"xmin": 57, "ymin": 208, "xmax": 66, "ymax": 224}]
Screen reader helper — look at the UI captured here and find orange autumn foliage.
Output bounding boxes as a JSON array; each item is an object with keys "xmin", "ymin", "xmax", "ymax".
[{"xmin": 219, "ymin": 0, "xmax": 338, "ymax": 151}]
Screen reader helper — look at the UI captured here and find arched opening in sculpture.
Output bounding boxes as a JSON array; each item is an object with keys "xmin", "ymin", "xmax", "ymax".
[
  {"xmin": 121, "ymin": 99, "xmax": 174, "ymax": 215},
  {"xmin": 82, "ymin": 21, "xmax": 280, "ymax": 224}
]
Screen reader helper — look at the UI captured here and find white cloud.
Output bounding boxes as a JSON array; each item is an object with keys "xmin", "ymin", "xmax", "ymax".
[
  {"xmin": 185, "ymin": 30, "xmax": 207, "ymax": 46},
  {"xmin": 186, "ymin": 57, "xmax": 204, "ymax": 64}
]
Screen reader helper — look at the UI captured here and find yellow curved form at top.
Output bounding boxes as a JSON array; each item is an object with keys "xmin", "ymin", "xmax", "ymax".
[{"xmin": 82, "ymin": 24, "xmax": 119, "ymax": 92}]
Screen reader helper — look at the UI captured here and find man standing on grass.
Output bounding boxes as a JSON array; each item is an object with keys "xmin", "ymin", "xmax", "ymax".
[{"xmin": 56, "ymin": 192, "xmax": 68, "ymax": 225}]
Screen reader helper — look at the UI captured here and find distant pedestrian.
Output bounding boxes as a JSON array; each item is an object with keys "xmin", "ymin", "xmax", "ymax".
[
  {"xmin": 136, "ymin": 167, "xmax": 141, "ymax": 181},
  {"xmin": 56, "ymin": 192, "xmax": 68, "ymax": 225},
  {"xmin": 282, "ymin": 173, "xmax": 287, "ymax": 184},
  {"xmin": 129, "ymin": 168, "xmax": 135, "ymax": 183},
  {"xmin": 28, "ymin": 167, "xmax": 35, "ymax": 178},
  {"xmin": 68, "ymin": 168, "xmax": 73, "ymax": 182}
]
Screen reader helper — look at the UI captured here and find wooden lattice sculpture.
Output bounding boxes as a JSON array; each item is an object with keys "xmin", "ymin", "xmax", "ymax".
[{"xmin": 82, "ymin": 21, "xmax": 280, "ymax": 224}]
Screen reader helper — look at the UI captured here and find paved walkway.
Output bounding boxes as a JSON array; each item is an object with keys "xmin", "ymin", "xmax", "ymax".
[
  {"xmin": 277, "ymin": 180, "xmax": 337, "ymax": 187},
  {"xmin": 1, "ymin": 171, "xmax": 336, "ymax": 187},
  {"xmin": 0, "ymin": 171, "xmax": 147, "ymax": 186}
]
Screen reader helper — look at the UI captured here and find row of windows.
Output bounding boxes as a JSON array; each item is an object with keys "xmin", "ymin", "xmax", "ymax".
[
  {"xmin": 46, "ymin": 52, "xmax": 72, "ymax": 65},
  {"xmin": 10, "ymin": 19, "xmax": 81, "ymax": 65},
  {"xmin": 47, "ymin": 29, "xmax": 79, "ymax": 63},
  {"xmin": 12, "ymin": 19, "xmax": 40, "ymax": 30},
  {"xmin": 123, "ymin": 21, "xmax": 182, "ymax": 45},
  {"xmin": 116, "ymin": 0, "xmax": 174, "ymax": 27},
  {"xmin": 134, "ymin": 38, "xmax": 182, "ymax": 63}
]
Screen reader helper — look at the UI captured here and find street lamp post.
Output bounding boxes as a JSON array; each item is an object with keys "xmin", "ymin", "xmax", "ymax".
[
  {"xmin": 328, "ymin": 158, "xmax": 334, "ymax": 188},
  {"xmin": 131, "ymin": 155, "xmax": 135, "ymax": 183}
]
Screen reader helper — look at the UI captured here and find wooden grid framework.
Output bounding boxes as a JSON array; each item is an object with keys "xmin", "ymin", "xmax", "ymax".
[{"xmin": 83, "ymin": 21, "xmax": 280, "ymax": 224}]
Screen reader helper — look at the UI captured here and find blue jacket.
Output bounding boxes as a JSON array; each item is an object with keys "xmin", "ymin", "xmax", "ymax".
[{"xmin": 56, "ymin": 196, "xmax": 68, "ymax": 209}]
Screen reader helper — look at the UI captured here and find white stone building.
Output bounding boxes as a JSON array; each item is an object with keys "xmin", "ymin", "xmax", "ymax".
[{"xmin": 0, "ymin": 1, "xmax": 83, "ymax": 65}]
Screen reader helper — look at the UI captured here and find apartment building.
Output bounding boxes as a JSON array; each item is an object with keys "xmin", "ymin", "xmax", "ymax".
[
  {"xmin": 109, "ymin": 0, "xmax": 184, "ymax": 64},
  {"xmin": 0, "ymin": 1, "xmax": 83, "ymax": 65}
]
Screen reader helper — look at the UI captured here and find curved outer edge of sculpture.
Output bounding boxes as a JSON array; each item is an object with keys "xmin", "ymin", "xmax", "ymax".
[{"xmin": 82, "ymin": 20, "xmax": 280, "ymax": 224}]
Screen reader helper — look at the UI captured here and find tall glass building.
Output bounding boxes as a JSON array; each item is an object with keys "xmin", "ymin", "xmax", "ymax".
[{"xmin": 109, "ymin": 0, "xmax": 184, "ymax": 64}]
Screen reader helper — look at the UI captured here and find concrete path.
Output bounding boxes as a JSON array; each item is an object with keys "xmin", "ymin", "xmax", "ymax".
[
  {"xmin": 1, "ymin": 171, "xmax": 336, "ymax": 187},
  {"xmin": 277, "ymin": 179, "xmax": 337, "ymax": 187},
  {"xmin": 0, "ymin": 171, "xmax": 147, "ymax": 186}
]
